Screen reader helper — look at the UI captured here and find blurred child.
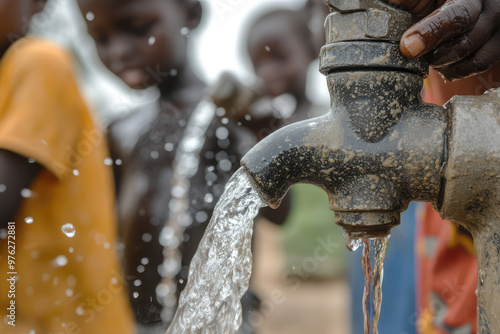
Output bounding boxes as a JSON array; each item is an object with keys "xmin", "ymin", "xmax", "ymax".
[
  {"xmin": 243, "ymin": 8, "xmax": 348, "ymax": 278},
  {"xmin": 76, "ymin": 0, "xmax": 286, "ymax": 332},
  {"xmin": 0, "ymin": 1, "xmax": 134, "ymax": 333}
]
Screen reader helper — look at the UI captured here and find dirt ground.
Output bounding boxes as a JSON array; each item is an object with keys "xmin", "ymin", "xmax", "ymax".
[{"xmin": 251, "ymin": 219, "xmax": 351, "ymax": 334}]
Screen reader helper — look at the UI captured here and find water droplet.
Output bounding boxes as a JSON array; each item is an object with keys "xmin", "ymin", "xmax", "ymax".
[
  {"xmin": 170, "ymin": 69, "xmax": 178, "ymax": 77},
  {"xmin": 216, "ymin": 108, "xmax": 226, "ymax": 117},
  {"xmin": 25, "ymin": 217, "xmax": 34, "ymax": 224},
  {"xmin": 67, "ymin": 275, "xmax": 77, "ymax": 287},
  {"xmin": 72, "ymin": 169, "xmax": 79, "ymax": 176},
  {"xmin": 204, "ymin": 193, "xmax": 213, "ymax": 204},
  {"xmin": 179, "ymin": 279, "xmax": 184, "ymax": 284},
  {"xmin": 218, "ymin": 159, "xmax": 232, "ymax": 172},
  {"xmin": 104, "ymin": 158, "xmax": 113, "ymax": 166},
  {"xmin": 104, "ymin": 242, "xmax": 110, "ymax": 249},
  {"xmin": 344, "ymin": 232, "xmax": 362, "ymax": 251},
  {"xmin": 61, "ymin": 223, "xmax": 76, "ymax": 238},
  {"xmin": 86, "ymin": 11, "xmax": 95, "ymax": 21},
  {"xmin": 66, "ymin": 289, "xmax": 74, "ymax": 297},
  {"xmin": 244, "ymin": 114, "xmax": 252, "ymax": 121},
  {"xmin": 156, "ymin": 283, "xmax": 170, "ymax": 299},
  {"xmin": 141, "ymin": 257, "xmax": 149, "ymax": 265},
  {"xmin": 137, "ymin": 265, "xmax": 145, "ymax": 273},
  {"xmin": 148, "ymin": 36, "xmax": 156, "ymax": 45},
  {"xmin": 28, "ymin": 158, "xmax": 36, "ymax": 164},
  {"xmin": 115, "ymin": 159, "xmax": 122, "ymax": 166},
  {"xmin": 172, "ymin": 185, "xmax": 187, "ymax": 198},
  {"xmin": 134, "ymin": 279, "xmax": 142, "ymax": 287},
  {"xmin": 215, "ymin": 127, "xmax": 229, "ymax": 140},
  {"xmin": 150, "ymin": 150, "xmax": 159, "ymax": 159},
  {"xmin": 479, "ymin": 269, "xmax": 485, "ymax": 285},
  {"xmin": 164, "ymin": 142, "xmax": 174, "ymax": 152},
  {"xmin": 76, "ymin": 306, "xmax": 85, "ymax": 315},
  {"xmin": 133, "ymin": 292, "xmax": 139, "ymax": 298},
  {"xmin": 265, "ymin": 45, "xmax": 271, "ymax": 52},
  {"xmin": 142, "ymin": 233, "xmax": 153, "ymax": 243},
  {"xmin": 0, "ymin": 184, "xmax": 6, "ymax": 192},
  {"xmin": 68, "ymin": 247, "xmax": 74, "ymax": 253},
  {"xmin": 180, "ymin": 27, "xmax": 189, "ymax": 36},
  {"xmin": 21, "ymin": 188, "xmax": 32, "ymax": 198},
  {"xmin": 195, "ymin": 211, "xmax": 208, "ymax": 223},
  {"xmin": 53, "ymin": 255, "xmax": 68, "ymax": 267}
]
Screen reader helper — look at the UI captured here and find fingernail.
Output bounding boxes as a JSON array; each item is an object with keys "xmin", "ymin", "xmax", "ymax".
[{"xmin": 401, "ymin": 34, "xmax": 426, "ymax": 58}]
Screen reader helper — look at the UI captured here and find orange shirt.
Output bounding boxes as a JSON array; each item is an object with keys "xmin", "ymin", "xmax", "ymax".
[{"xmin": 0, "ymin": 38, "xmax": 134, "ymax": 333}]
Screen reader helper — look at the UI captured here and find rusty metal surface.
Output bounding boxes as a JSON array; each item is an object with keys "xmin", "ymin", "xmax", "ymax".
[
  {"xmin": 241, "ymin": 71, "xmax": 446, "ymax": 236},
  {"xmin": 439, "ymin": 88, "xmax": 500, "ymax": 333},
  {"xmin": 319, "ymin": 41, "xmax": 428, "ymax": 75},
  {"xmin": 322, "ymin": 0, "xmax": 412, "ymax": 43}
]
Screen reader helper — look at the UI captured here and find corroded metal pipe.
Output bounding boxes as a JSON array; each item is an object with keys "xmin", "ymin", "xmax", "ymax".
[
  {"xmin": 439, "ymin": 88, "xmax": 500, "ymax": 332},
  {"xmin": 241, "ymin": 0, "xmax": 447, "ymax": 237},
  {"xmin": 242, "ymin": 0, "xmax": 500, "ymax": 331}
]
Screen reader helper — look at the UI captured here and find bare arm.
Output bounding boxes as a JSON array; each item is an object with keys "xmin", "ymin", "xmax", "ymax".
[{"xmin": 0, "ymin": 149, "xmax": 41, "ymax": 228}]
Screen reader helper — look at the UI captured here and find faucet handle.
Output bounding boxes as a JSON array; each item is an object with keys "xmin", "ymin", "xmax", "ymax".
[
  {"xmin": 322, "ymin": 0, "xmax": 413, "ymax": 43},
  {"xmin": 322, "ymin": 0, "xmax": 404, "ymax": 14}
]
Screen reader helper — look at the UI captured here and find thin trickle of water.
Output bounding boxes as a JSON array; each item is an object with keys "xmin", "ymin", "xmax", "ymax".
[
  {"xmin": 345, "ymin": 233, "xmax": 390, "ymax": 334},
  {"xmin": 362, "ymin": 236, "xmax": 390, "ymax": 334},
  {"xmin": 166, "ymin": 168, "xmax": 265, "ymax": 334}
]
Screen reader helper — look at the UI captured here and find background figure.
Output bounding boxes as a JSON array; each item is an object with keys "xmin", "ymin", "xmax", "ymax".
[
  {"xmin": 243, "ymin": 7, "xmax": 347, "ymax": 279},
  {"xmin": 76, "ymin": 0, "xmax": 288, "ymax": 333},
  {"xmin": 0, "ymin": 1, "xmax": 134, "ymax": 333}
]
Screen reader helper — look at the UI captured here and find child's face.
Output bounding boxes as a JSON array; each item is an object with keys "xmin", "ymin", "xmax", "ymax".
[
  {"xmin": 78, "ymin": 0, "xmax": 192, "ymax": 89},
  {"xmin": 248, "ymin": 17, "xmax": 313, "ymax": 98}
]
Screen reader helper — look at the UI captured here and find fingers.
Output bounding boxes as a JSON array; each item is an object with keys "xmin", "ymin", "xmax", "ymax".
[
  {"xmin": 433, "ymin": 31, "xmax": 500, "ymax": 80},
  {"xmin": 400, "ymin": 0, "xmax": 482, "ymax": 58},
  {"xmin": 383, "ymin": 0, "xmax": 447, "ymax": 17},
  {"xmin": 429, "ymin": 11, "xmax": 495, "ymax": 66}
]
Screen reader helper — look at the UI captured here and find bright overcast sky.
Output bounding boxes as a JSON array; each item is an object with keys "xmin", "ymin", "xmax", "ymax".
[{"xmin": 190, "ymin": 0, "xmax": 308, "ymax": 84}]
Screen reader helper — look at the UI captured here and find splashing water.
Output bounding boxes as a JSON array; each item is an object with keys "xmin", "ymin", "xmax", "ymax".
[
  {"xmin": 345, "ymin": 234, "xmax": 390, "ymax": 334},
  {"xmin": 61, "ymin": 223, "xmax": 76, "ymax": 238},
  {"xmin": 166, "ymin": 168, "xmax": 265, "ymax": 333},
  {"xmin": 159, "ymin": 100, "xmax": 216, "ymax": 321}
]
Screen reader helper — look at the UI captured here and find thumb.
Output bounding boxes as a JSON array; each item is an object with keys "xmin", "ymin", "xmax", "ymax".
[{"xmin": 399, "ymin": 0, "xmax": 482, "ymax": 58}]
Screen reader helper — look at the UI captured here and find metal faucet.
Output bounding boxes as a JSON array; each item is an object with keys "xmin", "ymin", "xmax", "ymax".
[
  {"xmin": 241, "ymin": 0, "xmax": 500, "ymax": 331},
  {"xmin": 242, "ymin": 0, "xmax": 446, "ymax": 238}
]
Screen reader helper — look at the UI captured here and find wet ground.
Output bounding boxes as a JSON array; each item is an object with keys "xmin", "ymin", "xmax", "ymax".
[{"xmin": 251, "ymin": 218, "xmax": 351, "ymax": 334}]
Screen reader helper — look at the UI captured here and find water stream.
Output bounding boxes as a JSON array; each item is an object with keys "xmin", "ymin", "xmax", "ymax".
[
  {"xmin": 363, "ymin": 236, "xmax": 390, "ymax": 334},
  {"xmin": 158, "ymin": 100, "xmax": 216, "ymax": 321},
  {"xmin": 346, "ymin": 233, "xmax": 390, "ymax": 334},
  {"xmin": 166, "ymin": 168, "xmax": 265, "ymax": 333}
]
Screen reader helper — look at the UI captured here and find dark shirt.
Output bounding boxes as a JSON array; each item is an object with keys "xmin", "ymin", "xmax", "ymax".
[{"xmin": 107, "ymin": 98, "xmax": 254, "ymax": 324}]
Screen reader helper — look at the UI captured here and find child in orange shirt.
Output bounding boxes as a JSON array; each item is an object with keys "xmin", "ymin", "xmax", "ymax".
[{"xmin": 0, "ymin": 1, "xmax": 134, "ymax": 333}]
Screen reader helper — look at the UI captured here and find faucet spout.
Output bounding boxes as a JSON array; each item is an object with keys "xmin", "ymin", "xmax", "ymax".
[{"xmin": 241, "ymin": 69, "xmax": 447, "ymax": 237}]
